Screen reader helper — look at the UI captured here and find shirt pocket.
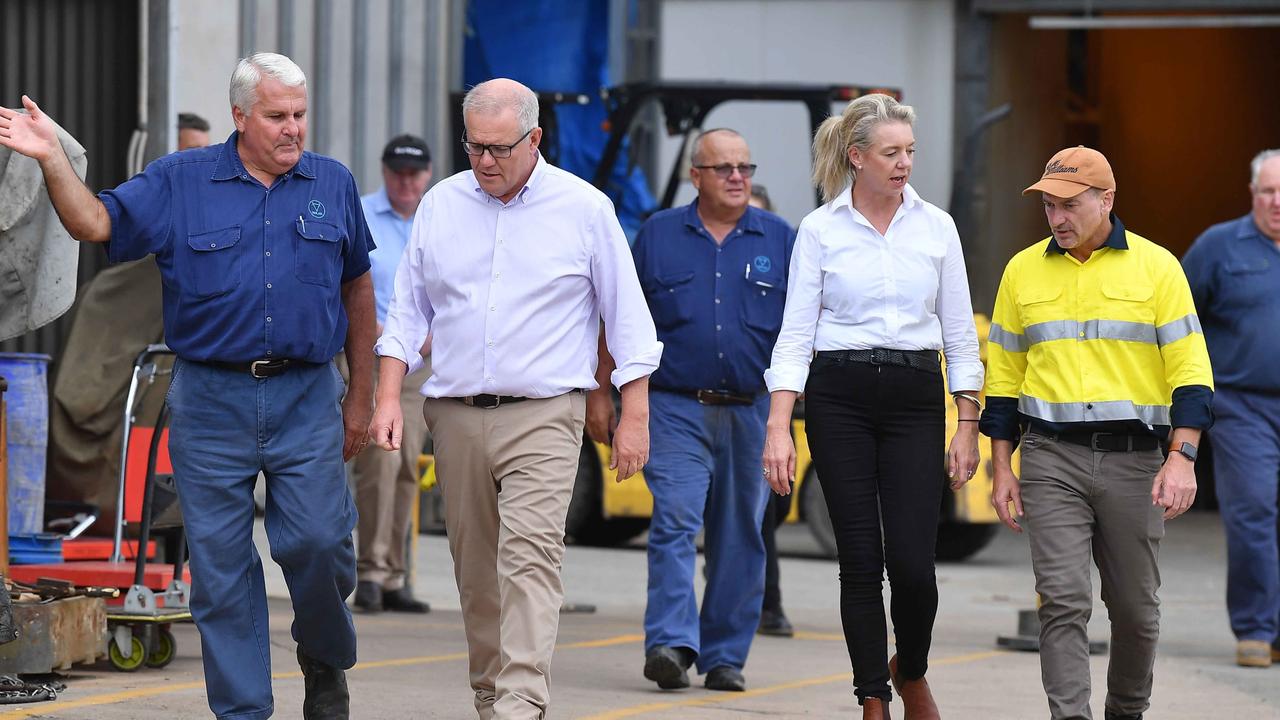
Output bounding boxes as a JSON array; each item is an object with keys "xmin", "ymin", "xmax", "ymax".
[
  {"xmin": 1221, "ymin": 258, "xmax": 1270, "ymax": 308},
  {"xmin": 184, "ymin": 226, "xmax": 243, "ymax": 299},
  {"xmin": 1100, "ymin": 283, "xmax": 1156, "ymax": 324},
  {"xmin": 1015, "ymin": 285, "xmax": 1062, "ymax": 327},
  {"xmin": 742, "ymin": 268, "xmax": 787, "ymax": 335},
  {"xmin": 647, "ymin": 270, "xmax": 696, "ymax": 331},
  {"xmin": 295, "ymin": 218, "xmax": 345, "ymax": 287}
]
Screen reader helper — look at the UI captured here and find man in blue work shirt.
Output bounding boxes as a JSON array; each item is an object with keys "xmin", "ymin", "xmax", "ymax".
[
  {"xmin": 0, "ymin": 52, "xmax": 375, "ymax": 720},
  {"xmin": 592, "ymin": 128, "xmax": 795, "ymax": 692},
  {"xmin": 350, "ymin": 135, "xmax": 433, "ymax": 615},
  {"xmin": 1183, "ymin": 148, "xmax": 1280, "ymax": 669}
]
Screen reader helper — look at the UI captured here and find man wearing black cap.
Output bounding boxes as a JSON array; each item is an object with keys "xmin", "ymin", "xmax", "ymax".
[{"xmin": 350, "ymin": 135, "xmax": 434, "ymax": 613}]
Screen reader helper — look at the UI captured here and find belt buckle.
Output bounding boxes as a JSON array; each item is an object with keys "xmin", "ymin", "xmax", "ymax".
[
  {"xmin": 869, "ymin": 349, "xmax": 887, "ymax": 365},
  {"xmin": 1089, "ymin": 433, "xmax": 1126, "ymax": 452},
  {"xmin": 695, "ymin": 390, "xmax": 710, "ymax": 405},
  {"xmin": 250, "ymin": 359, "xmax": 273, "ymax": 379}
]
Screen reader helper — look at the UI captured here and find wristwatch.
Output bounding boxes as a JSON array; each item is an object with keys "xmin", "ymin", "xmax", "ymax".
[{"xmin": 1171, "ymin": 441, "xmax": 1198, "ymax": 463}]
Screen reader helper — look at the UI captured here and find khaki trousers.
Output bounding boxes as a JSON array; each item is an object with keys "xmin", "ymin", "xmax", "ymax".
[
  {"xmin": 425, "ymin": 392, "xmax": 586, "ymax": 720},
  {"xmin": 1019, "ymin": 432, "xmax": 1166, "ymax": 720},
  {"xmin": 350, "ymin": 361, "xmax": 432, "ymax": 588}
]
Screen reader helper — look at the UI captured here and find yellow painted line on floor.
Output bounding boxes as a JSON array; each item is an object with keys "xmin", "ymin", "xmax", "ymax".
[
  {"xmin": 791, "ymin": 630, "xmax": 847, "ymax": 641},
  {"xmin": 0, "ymin": 634, "xmax": 641, "ymax": 719},
  {"xmin": 578, "ymin": 649, "xmax": 1009, "ymax": 720}
]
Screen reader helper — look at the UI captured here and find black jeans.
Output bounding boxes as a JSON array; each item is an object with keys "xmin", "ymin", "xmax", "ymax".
[
  {"xmin": 803, "ymin": 355, "xmax": 945, "ymax": 703},
  {"xmin": 762, "ymin": 490, "xmax": 790, "ymax": 613}
]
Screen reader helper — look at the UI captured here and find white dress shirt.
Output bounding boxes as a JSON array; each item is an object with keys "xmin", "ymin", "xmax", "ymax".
[
  {"xmin": 375, "ymin": 154, "xmax": 663, "ymax": 398},
  {"xmin": 764, "ymin": 183, "xmax": 982, "ymax": 394}
]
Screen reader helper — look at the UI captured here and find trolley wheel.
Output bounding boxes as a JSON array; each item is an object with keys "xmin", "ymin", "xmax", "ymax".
[
  {"xmin": 109, "ymin": 635, "xmax": 147, "ymax": 672},
  {"xmin": 146, "ymin": 628, "xmax": 177, "ymax": 669}
]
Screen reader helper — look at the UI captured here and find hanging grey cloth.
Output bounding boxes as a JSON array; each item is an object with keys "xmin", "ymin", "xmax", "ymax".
[{"xmin": 0, "ymin": 114, "xmax": 87, "ymax": 342}]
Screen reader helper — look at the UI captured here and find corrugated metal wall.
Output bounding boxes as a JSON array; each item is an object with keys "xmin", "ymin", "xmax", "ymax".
[{"xmin": 0, "ymin": 0, "xmax": 141, "ymax": 359}]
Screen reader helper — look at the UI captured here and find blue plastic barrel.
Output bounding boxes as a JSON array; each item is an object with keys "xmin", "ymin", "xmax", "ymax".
[{"xmin": 0, "ymin": 353, "xmax": 52, "ymax": 535}]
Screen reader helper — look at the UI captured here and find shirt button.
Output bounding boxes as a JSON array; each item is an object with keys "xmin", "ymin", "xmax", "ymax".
[
  {"xmin": 265, "ymin": 251, "xmax": 271, "ymax": 257},
  {"xmin": 716, "ymin": 325, "xmax": 722, "ymax": 331},
  {"xmin": 718, "ymin": 352, "xmax": 724, "ymax": 359},
  {"xmin": 716, "ymin": 272, "xmax": 722, "ymax": 278},
  {"xmin": 760, "ymin": 290, "xmax": 767, "ymax": 296},
  {"xmin": 266, "ymin": 283, "xmax": 272, "ymax": 289},
  {"xmin": 266, "ymin": 350, "xmax": 273, "ymax": 356},
  {"xmin": 715, "ymin": 298, "xmax": 721, "ymax": 304},
  {"xmin": 210, "ymin": 243, "xmax": 217, "ymax": 248},
  {"xmin": 1079, "ymin": 331, "xmax": 1085, "ymax": 338},
  {"xmin": 265, "ymin": 220, "xmax": 271, "ymax": 225},
  {"xmin": 489, "ymin": 306, "xmax": 496, "ymax": 311},
  {"xmin": 266, "ymin": 317, "xmax": 272, "ymax": 323},
  {"xmin": 1086, "ymin": 403, "xmax": 1093, "ymax": 409},
  {"xmin": 487, "ymin": 341, "xmax": 494, "ymax": 347}
]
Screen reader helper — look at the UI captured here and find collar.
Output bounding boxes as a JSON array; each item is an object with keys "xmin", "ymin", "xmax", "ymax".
[
  {"xmin": 1238, "ymin": 213, "xmax": 1273, "ymax": 242},
  {"xmin": 366, "ymin": 187, "xmax": 394, "ymax": 216},
  {"xmin": 1045, "ymin": 213, "xmax": 1128, "ymax": 255},
  {"xmin": 211, "ymin": 131, "xmax": 314, "ymax": 182},
  {"xmin": 468, "ymin": 152, "xmax": 546, "ymax": 205},
  {"xmin": 681, "ymin": 198, "xmax": 766, "ymax": 235},
  {"xmin": 830, "ymin": 182, "xmax": 923, "ymax": 215}
]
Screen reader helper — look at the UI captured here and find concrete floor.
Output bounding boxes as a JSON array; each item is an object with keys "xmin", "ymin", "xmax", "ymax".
[{"xmin": 1, "ymin": 512, "xmax": 1278, "ymax": 719}]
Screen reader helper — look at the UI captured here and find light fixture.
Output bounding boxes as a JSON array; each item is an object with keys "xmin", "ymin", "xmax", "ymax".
[{"xmin": 1029, "ymin": 14, "xmax": 1280, "ymax": 30}]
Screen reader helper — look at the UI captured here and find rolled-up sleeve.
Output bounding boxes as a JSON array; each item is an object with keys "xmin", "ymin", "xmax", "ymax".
[
  {"xmin": 937, "ymin": 215, "xmax": 983, "ymax": 393},
  {"xmin": 374, "ymin": 192, "xmax": 435, "ymax": 376},
  {"xmin": 764, "ymin": 219, "xmax": 822, "ymax": 393},
  {"xmin": 590, "ymin": 197, "xmax": 662, "ymax": 388}
]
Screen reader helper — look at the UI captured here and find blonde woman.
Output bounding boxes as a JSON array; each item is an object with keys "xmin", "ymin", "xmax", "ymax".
[{"xmin": 761, "ymin": 94, "xmax": 982, "ymax": 720}]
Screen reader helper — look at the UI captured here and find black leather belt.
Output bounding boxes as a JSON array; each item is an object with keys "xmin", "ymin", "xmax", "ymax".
[
  {"xmin": 816, "ymin": 348, "xmax": 941, "ymax": 374},
  {"xmin": 655, "ymin": 387, "xmax": 758, "ymax": 406},
  {"xmin": 205, "ymin": 358, "xmax": 309, "ymax": 379},
  {"xmin": 1054, "ymin": 432, "xmax": 1160, "ymax": 452},
  {"xmin": 454, "ymin": 394, "xmax": 528, "ymax": 409}
]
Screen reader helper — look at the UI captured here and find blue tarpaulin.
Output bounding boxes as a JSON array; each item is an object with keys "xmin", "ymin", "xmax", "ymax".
[{"xmin": 464, "ymin": 0, "xmax": 656, "ymax": 236}]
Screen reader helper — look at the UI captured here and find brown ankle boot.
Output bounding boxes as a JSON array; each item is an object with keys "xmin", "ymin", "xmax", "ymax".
[
  {"xmin": 863, "ymin": 697, "xmax": 891, "ymax": 719},
  {"xmin": 889, "ymin": 654, "xmax": 939, "ymax": 720}
]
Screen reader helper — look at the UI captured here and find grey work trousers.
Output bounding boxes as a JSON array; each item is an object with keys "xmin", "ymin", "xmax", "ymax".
[{"xmin": 1019, "ymin": 432, "xmax": 1166, "ymax": 720}]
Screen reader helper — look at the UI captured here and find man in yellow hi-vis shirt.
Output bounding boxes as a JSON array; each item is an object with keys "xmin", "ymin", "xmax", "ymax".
[{"xmin": 979, "ymin": 146, "xmax": 1214, "ymax": 720}]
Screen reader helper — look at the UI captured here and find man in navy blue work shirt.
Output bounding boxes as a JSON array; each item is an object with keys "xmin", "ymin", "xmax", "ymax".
[
  {"xmin": 592, "ymin": 129, "xmax": 795, "ymax": 693},
  {"xmin": 1183, "ymin": 148, "xmax": 1280, "ymax": 669},
  {"xmin": 0, "ymin": 52, "xmax": 375, "ymax": 720}
]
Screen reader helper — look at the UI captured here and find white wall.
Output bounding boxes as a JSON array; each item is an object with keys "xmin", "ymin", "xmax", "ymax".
[{"xmin": 660, "ymin": 0, "xmax": 956, "ymax": 226}]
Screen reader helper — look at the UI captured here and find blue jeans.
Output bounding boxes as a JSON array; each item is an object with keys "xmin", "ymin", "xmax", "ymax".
[
  {"xmin": 643, "ymin": 390, "xmax": 769, "ymax": 673},
  {"xmin": 166, "ymin": 359, "xmax": 358, "ymax": 720},
  {"xmin": 1212, "ymin": 387, "xmax": 1280, "ymax": 645}
]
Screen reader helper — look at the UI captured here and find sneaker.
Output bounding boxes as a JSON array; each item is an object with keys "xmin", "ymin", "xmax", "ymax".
[{"xmin": 1237, "ymin": 639, "xmax": 1272, "ymax": 668}]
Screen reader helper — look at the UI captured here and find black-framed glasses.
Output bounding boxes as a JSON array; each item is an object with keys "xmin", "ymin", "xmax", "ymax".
[
  {"xmin": 693, "ymin": 163, "xmax": 757, "ymax": 179},
  {"xmin": 461, "ymin": 128, "xmax": 533, "ymax": 159}
]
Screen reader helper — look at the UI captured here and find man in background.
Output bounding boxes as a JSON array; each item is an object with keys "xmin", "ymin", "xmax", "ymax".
[
  {"xmin": 350, "ymin": 135, "xmax": 434, "ymax": 614},
  {"xmin": 177, "ymin": 111, "xmax": 210, "ymax": 150}
]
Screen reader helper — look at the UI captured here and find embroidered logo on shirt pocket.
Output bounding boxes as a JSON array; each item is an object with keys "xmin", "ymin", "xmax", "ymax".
[
  {"xmin": 295, "ymin": 218, "xmax": 344, "ymax": 287},
  {"xmin": 185, "ymin": 226, "xmax": 242, "ymax": 299}
]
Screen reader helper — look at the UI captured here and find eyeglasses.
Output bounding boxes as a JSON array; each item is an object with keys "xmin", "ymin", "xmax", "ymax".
[
  {"xmin": 693, "ymin": 163, "xmax": 757, "ymax": 179},
  {"xmin": 461, "ymin": 128, "xmax": 533, "ymax": 159}
]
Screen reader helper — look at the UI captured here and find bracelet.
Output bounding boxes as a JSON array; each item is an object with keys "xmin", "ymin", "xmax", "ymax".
[
  {"xmin": 956, "ymin": 418, "xmax": 979, "ymax": 423},
  {"xmin": 953, "ymin": 392, "xmax": 983, "ymax": 412}
]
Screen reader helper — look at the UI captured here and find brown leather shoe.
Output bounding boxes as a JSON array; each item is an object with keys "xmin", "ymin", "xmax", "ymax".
[
  {"xmin": 889, "ymin": 654, "xmax": 939, "ymax": 720},
  {"xmin": 1237, "ymin": 639, "xmax": 1272, "ymax": 668},
  {"xmin": 863, "ymin": 697, "xmax": 892, "ymax": 719}
]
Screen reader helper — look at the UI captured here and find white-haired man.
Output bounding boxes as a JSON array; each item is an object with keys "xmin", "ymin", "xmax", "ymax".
[
  {"xmin": 370, "ymin": 78, "xmax": 662, "ymax": 719},
  {"xmin": 0, "ymin": 52, "xmax": 375, "ymax": 720}
]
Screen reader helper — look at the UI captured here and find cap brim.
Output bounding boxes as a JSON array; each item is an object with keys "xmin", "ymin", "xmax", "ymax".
[{"xmin": 1022, "ymin": 177, "xmax": 1091, "ymax": 198}]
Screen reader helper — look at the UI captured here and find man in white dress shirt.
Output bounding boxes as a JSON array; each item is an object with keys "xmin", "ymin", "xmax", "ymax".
[{"xmin": 369, "ymin": 78, "xmax": 662, "ymax": 720}]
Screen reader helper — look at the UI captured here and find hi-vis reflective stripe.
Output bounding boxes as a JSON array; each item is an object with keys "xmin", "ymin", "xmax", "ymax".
[
  {"xmin": 990, "ymin": 314, "xmax": 1203, "ymax": 352},
  {"xmin": 989, "ymin": 323, "xmax": 1028, "ymax": 352},
  {"xmin": 1019, "ymin": 395, "xmax": 1171, "ymax": 426}
]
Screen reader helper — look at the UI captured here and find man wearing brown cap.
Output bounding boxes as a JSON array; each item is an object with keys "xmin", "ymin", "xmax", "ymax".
[
  {"xmin": 350, "ymin": 134, "xmax": 434, "ymax": 613},
  {"xmin": 980, "ymin": 146, "xmax": 1214, "ymax": 720}
]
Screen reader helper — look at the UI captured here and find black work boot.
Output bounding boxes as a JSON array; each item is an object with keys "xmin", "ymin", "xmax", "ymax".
[
  {"xmin": 297, "ymin": 648, "xmax": 350, "ymax": 720},
  {"xmin": 381, "ymin": 587, "xmax": 430, "ymax": 613}
]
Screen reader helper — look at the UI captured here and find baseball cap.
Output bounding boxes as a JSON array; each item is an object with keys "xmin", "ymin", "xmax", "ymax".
[
  {"xmin": 381, "ymin": 134, "xmax": 432, "ymax": 171},
  {"xmin": 1023, "ymin": 145, "xmax": 1116, "ymax": 198}
]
